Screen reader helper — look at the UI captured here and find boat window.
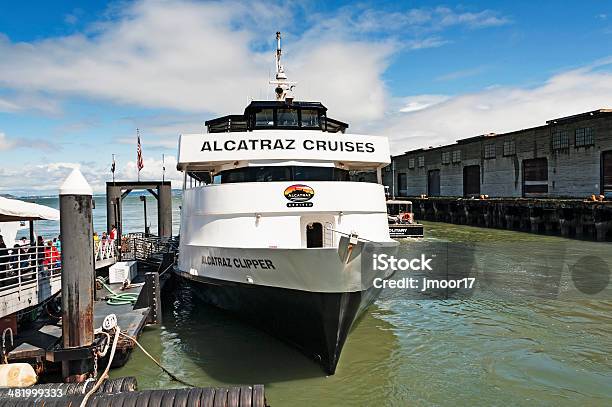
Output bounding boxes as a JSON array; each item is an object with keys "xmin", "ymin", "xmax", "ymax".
[
  {"xmin": 187, "ymin": 171, "xmax": 211, "ymax": 184},
  {"xmin": 216, "ymin": 166, "xmax": 350, "ymax": 183},
  {"xmin": 255, "ymin": 109, "xmax": 275, "ymax": 127},
  {"xmin": 293, "ymin": 166, "xmax": 349, "ymax": 181},
  {"xmin": 301, "ymin": 109, "xmax": 320, "ymax": 128},
  {"xmin": 220, "ymin": 166, "xmax": 291, "ymax": 183},
  {"xmin": 277, "ymin": 109, "xmax": 299, "ymax": 127},
  {"xmin": 254, "ymin": 166, "xmax": 292, "ymax": 182},
  {"xmin": 387, "ymin": 204, "xmax": 410, "ymax": 215}
]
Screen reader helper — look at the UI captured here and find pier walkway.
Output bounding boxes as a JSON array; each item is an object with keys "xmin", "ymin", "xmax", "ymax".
[
  {"xmin": 410, "ymin": 196, "xmax": 612, "ymax": 241},
  {"xmin": 0, "ymin": 242, "xmax": 118, "ymax": 320},
  {"xmin": 4, "ymin": 270, "xmax": 157, "ymax": 369}
]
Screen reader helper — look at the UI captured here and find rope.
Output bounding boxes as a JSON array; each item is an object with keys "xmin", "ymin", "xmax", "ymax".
[
  {"xmin": 79, "ymin": 326, "xmax": 120, "ymax": 407},
  {"xmin": 119, "ymin": 332, "xmax": 196, "ymax": 388},
  {"xmin": 325, "ymin": 227, "xmax": 376, "ymax": 243},
  {"xmin": 96, "ymin": 277, "xmax": 139, "ymax": 305}
]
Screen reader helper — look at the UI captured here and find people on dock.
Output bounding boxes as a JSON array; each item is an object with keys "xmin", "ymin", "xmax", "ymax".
[
  {"xmin": 44, "ymin": 240, "xmax": 60, "ymax": 273},
  {"xmin": 93, "ymin": 232, "xmax": 100, "ymax": 255},
  {"xmin": 53, "ymin": 236, "xmax": 61, "ymax": 253},
  {"xmin": 0, "ymin": 235, "xmax": 8, "ymax": 273}
]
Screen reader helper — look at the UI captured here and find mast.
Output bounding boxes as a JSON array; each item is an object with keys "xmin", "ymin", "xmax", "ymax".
[{"xmin": 269, "ymin": 31, "xmax": 297, "ymax": 102}]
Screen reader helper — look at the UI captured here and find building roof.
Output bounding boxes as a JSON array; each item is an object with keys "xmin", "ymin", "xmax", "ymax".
[
  {"xmin": 546, "ymin": 109, "xmax": 612, "ymax": 125},
  {"xmin": 398, "ymin": 108, "xmax": 611, "ymax": 157}
]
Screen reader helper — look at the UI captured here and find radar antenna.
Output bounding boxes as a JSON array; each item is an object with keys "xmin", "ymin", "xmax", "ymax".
[{"xmin": 269, "ymin": 32, "xmax": 297, "ymax": 102}]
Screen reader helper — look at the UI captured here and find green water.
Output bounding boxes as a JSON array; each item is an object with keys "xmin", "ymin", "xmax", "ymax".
[{"xmin": 111, "ymin": 222, "xmax": 612, "ymax": 406}]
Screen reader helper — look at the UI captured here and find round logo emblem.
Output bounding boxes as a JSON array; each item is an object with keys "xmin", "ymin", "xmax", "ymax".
[{"xmin": 284, "ymin": 184, "xmax": 315, "ymax": 202}]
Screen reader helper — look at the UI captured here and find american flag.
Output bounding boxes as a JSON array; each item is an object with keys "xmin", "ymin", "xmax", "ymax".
[{"xmin": 136, "ymin": 129, "xmax": 144, "ymax": 172}]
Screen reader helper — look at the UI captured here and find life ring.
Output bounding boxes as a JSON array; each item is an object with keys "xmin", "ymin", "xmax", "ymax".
[{"xmin": 401, "ymin": 213, "xmax": 414, "ymax": 223}]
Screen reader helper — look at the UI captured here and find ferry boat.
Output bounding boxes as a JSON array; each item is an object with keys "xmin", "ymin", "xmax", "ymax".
[
  {"xmin": 387, "ymin": 200, "xmax": 424, "ymax": 238},
  {"xmin": 175, "ymin": 33, "xmax": 397, "ymax": 374}
]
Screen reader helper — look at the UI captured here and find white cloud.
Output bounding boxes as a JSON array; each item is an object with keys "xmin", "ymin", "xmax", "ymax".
[
  {"xmin": 0, "ymin": 93, "xmax": 61, "ymax": 114},
  {"xmin": 434, "ymin": 7, "xmax": 510, "ymax": 29},
  {"xmin": 398, "ymin": 95, "xmax": 450, "ymax": 113},
  {"xmin": 0, "ymin": 0, "xmax": 391, "ymax": 124},
  {"xmin": 405, "ymin": 37, "xmax": 449, "ymax": 50},
  {"xmin": 0, "ymin": 132, "xmax": 16, "ymax": 151},
  {"xmin": 0, "ymin": 131, "xmax": 56, "ymax": 151},
  {"xmin": 382, "ymin": 62, "xmax": 612, "ymax": 153},
  {"xmin": 350, "ymin": 6, "xmax": 509, "ymax": 33},
  {"xmin": 0, "ymin": 156, "xmax": 182, "ymax": 196},
  {"xmin": 0, "ymin": 1, "xmax": 510, "ymax": 127}
]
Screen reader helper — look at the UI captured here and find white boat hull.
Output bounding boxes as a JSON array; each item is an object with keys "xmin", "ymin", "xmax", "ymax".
[{"xmin": 176, "ymin": 240, "xmax": 396, "ymax": 373}]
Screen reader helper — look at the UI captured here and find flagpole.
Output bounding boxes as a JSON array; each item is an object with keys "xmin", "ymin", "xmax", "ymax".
[
  {"xmin": 162, "ymin": 153, "xmax": 165, "ymax": 183},
  {"xmin": 111, "ymin": 154, "xmax": 116, "ymax": 184},
  {"xmin": 137, "ymin": 128, "xmax": 141, "ymax": 182}
]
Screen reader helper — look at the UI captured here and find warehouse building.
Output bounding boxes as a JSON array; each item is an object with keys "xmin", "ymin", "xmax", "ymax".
[{"xmin": 385, "ymin": 109, "xmax": 612, "ymax": 199}]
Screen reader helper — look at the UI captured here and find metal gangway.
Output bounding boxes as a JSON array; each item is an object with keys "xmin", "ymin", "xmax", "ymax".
[
  {"xmin": 94, "ymin": 239, "xmax": 118, "ymax": 269},
  {"xmin": 120, "ymin": 233, "xmax": 178, "ymax": 271}
]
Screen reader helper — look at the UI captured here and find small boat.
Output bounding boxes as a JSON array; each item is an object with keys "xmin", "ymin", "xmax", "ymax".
[
  {"xmin": 387, "ymin": 200, "xmax": 424, "ymax": 238},
  {"xmin": 174, "ymin": 32, "xmax": 398, "ymax": 374}
]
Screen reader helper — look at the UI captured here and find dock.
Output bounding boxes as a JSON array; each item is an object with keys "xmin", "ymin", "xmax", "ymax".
[
  {"xmin": 5, "ymin": 265, "xmax": 155, "ymax": 370},
  {"xmin": 0, "ymin": 171, "xmax": 269, "ymax": 405}
]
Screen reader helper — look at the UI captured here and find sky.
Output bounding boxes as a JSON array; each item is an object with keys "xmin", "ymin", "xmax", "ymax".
[{"xmin": 1, "ymin": 0, "xmax": 612, "ymax": 196}]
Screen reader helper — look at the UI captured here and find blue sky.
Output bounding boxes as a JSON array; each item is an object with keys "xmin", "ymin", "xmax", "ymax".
[{"xmin": 1, "ymin": 0, "xmax": 611, "ymax": 195}]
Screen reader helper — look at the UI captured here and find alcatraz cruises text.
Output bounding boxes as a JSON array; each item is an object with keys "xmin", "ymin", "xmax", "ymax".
[{"xmin": 201, "ymin": 138, "xmax": 376, "ymax": 153}]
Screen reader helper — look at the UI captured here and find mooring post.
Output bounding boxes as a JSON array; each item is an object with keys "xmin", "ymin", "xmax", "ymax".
[
  {"xmin": 59, "ymin": 169, "xmax": 95, "ymax": 382},
  {"xmin": 145, "ymin": 272, "xmax": 162, "ymax": 324},
  {"xmin": 157, "ymin": 183, "xmax": 172, "ymax": 238}
]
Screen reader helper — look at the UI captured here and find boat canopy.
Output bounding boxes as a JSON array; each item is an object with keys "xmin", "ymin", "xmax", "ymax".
[
  {"xmin": 205, "ymin": 101, "xmax": 348, "ymax": 134},
  {"xmin": 0, "ymin": 196, "xmax": 60, "ymax": 222},
  {"xmin": 177, "ymin": 130, "xmax": 391, "ymax": 172}
]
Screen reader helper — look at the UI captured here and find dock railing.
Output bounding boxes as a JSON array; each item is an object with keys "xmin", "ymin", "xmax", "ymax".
[
  {"xmin": 120, "ymin": 233, "xmax": 179, "ymax": 263},
  {"xmin": 94, "ymin": 239, "xmax": 118, "ymax": 262},
  {"xmin": 0, "ymin": 244, "xmax": 62, "ymax": 318}
]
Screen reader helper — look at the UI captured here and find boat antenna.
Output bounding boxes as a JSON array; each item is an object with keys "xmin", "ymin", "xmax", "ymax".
[{"xmin": 269, "ymin": 31, "xmax": 297, "ymax": 103}]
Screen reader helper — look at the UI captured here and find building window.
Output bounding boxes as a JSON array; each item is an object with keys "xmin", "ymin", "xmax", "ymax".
[
  {"xmin": 452, "ymin": 150, "xmax": 461, "ymax": 163},
  {"xmin": 503, "ymin": 140, "xmax": 516, "ymax": 156},
  {"xmin": 408, "ymin": 158, "xmax": 415, "ymax": 169},
  {"xmin": 417, "ymin": 156, "xmax": 425, "ymax": 168},
  {"xmin": 551, "ymin": 130, "xmax": 569, "ymax": 150},
  {"xmin": 484, "ymin": 143, "xmax": 496, "ymax": 159},
  {"xmin": 441, "ymin": 151, "xmax": 450, "ymax": 164},
  {"xmin": 575, "ymin": 127, "xmax": 594, "ymax": 147}
]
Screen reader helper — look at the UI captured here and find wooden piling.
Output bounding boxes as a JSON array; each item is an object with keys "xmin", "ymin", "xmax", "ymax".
[
  {"xmin": 59, "ymin": 169, "xmax": 95, "ymax": 382},
  {"xmin": 410, "ymin": 197, "xmax": 612, "ymax": 241}
]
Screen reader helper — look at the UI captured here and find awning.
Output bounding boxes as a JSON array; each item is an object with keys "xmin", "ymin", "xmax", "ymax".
[{"xmin": 0, "ymin": 196, "xmax": 60, "ymax": 222}]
